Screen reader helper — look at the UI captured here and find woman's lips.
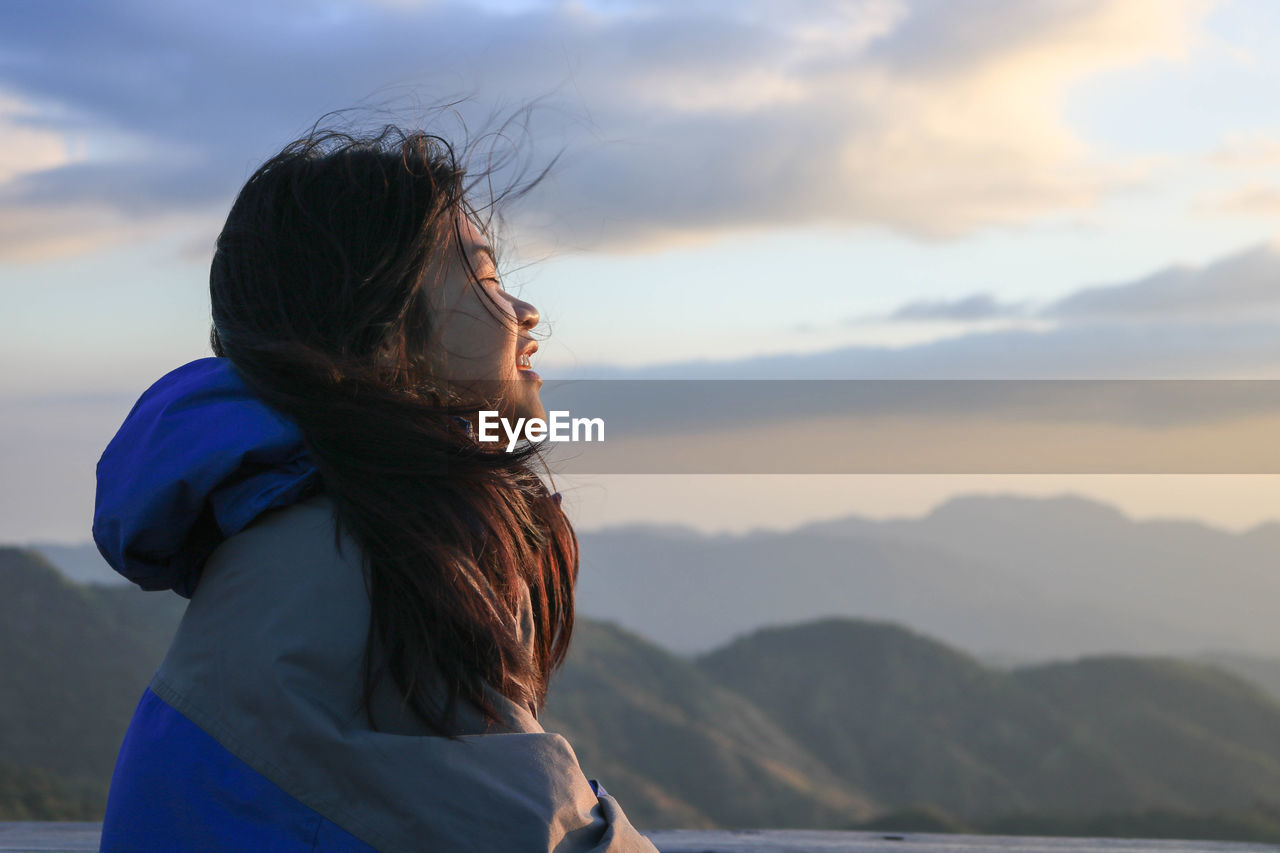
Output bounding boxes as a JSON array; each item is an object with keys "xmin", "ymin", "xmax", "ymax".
[{"xmin": 517, "ymin": 342, "xmax": 540, "ymax": 382}]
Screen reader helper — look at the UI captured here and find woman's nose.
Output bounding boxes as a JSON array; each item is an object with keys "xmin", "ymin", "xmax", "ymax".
[{"xmin": 512, "ymin": 296, "xmax": 539, "ymax": 330}]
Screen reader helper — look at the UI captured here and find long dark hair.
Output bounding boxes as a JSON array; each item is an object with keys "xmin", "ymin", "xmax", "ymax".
[{"xmin": 208, "ymin": 122, "xmax": 577, "ymax": 738}]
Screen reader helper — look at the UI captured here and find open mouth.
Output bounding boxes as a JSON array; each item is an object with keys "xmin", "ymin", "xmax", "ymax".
[{"xmin": 517, "ymin": 341, "xmax": 538, "ymax": 371}]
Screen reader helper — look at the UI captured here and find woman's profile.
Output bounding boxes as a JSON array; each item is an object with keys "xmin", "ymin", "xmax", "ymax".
[{"xmin": 91, "ymin": 120, "xmax": 660, "ymax": 852}]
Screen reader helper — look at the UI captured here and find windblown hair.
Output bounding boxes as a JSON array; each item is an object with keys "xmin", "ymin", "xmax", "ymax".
[{"xmin": 208, "ymin": 123, "xmax": 576, "ymax": 738}]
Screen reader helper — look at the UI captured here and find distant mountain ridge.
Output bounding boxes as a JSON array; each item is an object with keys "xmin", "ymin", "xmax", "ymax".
[
  {"xmin": 574, "ymin": 493, "xmax": 1280, "ymax": 661},
  {"xmin": 23, "ymin": 542, "xmax": 118, "ymax": 586},
  {"xmin": 37, "ymin": 492, "xmax": 1280, "ymax": 664}
]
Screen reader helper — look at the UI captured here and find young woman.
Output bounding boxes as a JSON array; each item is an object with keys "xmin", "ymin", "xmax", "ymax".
[{"xmin": 92, "ymin": 125, "xmax": 660, "ymax": 852}]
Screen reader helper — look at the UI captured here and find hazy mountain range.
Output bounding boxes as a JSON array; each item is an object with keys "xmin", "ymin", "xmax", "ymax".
[
  {"xmin": 31, "ymin": 493, "xmax": 1280, "ymax": 665},
  {"xmin": 573, "ymin": 493, "xmax": 1280, "ymax": 661},
  {"xmin": 7, "ymin": 543, "xmax": 1280, "ymax": 844}
]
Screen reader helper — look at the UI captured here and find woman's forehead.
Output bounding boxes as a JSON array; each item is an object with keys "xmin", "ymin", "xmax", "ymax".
[{"xmin": 455, "ymin": 216, "xmax": 495, "ymax": 269}]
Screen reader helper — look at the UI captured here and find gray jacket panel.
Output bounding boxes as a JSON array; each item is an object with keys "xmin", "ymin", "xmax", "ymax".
[{"xmin": 153, "ymin": 493, "xmax": 659, "ymax": 852}]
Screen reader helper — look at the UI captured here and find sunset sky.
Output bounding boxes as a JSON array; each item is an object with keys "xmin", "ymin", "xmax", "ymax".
[{"xmin": 4, "ymin": 0, "xmax": 1280, "ymax": 542}]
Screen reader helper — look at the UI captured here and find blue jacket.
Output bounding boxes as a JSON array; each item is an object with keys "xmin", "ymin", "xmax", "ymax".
[{"xmin": 93, "ymin": 358, "xmax": 658, "ymax": 852}]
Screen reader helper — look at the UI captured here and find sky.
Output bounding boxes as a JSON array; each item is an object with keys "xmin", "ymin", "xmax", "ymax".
[{"xmin": 3, "ymin": 0, "xmax": 1280, "ymax": 542}]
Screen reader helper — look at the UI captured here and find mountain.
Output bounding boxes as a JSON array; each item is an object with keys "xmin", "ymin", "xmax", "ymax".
[
  {"xmin": 696, "ymin": 617, "xmax": 1280, "ymax": 818},
  {"xmin": 806, "ymin": 494, "xmax": 1280, "ymax": 658},
  {"xmin": 575, "ymin": 493, "xmax": 1280, "ymax": 661},
  {"xmin": 0, "ymin": 761, "xmax": 100, "ymax": 821},
  {"xmin": 695, "ymin": 618, "xmax": 1128, "ymax": 816},
  {"xmin": 1196, "ymin": 652, "xmax": 1280, "ymax": 704},
  {"xmin": 1014, "ymin": 656, "xmax": 1280, "ymax": 812},
  {"xmin": 574, "ymin": 522, "xmax": 1106, "ymax": 660},
  {"xmin": 542, "ymin": 618, "xmax": 877, "ymax": 830},
  {"xmin": 13, "ymin": 540, "xmax": 1280, "ymax": 840},
  {"xmin": 1, "ymin": 546, "xmax": 876, "ymax": 828},
  {"xmin": 43, "ymin": 493, "xmax": 1280, "ymax": 663},
  {"xmin": 24, "ymin": 542, "xmax": 121, "ymax": 586},
  {"xmin": 0, "ymin": 547, "xmax": 186, "ymax": 810}
]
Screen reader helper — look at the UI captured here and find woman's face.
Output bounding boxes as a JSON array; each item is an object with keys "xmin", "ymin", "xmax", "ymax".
[{"xmin": 423, "ymin": 214, "xmax": 545, "ymax": 422}]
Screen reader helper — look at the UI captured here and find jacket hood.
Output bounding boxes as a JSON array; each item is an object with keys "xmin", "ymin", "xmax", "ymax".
[{"xmin": 93, "ymin": 357, "xmax": 320, "ymax": 597}]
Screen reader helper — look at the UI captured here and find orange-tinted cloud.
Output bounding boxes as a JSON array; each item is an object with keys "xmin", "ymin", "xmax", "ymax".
[{"xmin": 0, "ymin": 0, "xmax": 1219, "ymax": 258}]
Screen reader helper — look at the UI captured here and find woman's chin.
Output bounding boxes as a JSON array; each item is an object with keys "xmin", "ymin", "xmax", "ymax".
[
  {"xmin": 509, "ymin": 372, "xmax": 545, "ymax": 422},
  {"xmin": 513, "ymin": 398, "xmax": 547, "ymax": 423}
]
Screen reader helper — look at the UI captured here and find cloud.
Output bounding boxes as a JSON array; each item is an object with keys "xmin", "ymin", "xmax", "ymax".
[
  {"xmin": 1043, "ymin": 242, "xmax": 1280, "ymax": 321},
  {"xmin": 561, "ymin": 241, "xmax": 1280, "ymax": 378},
  {"xmin": 1195, "ymin": 133, "xmax": 1280, "ymax": 222},
  {"xmin": 1202, "ymin": 186, "xmax": 1280, "ymax": 218},
  {"xmin": 856, "ymin": 241, "xmax": 1280, "ymax": 329},
  {"xmin": 1205, "ymin": 131, "xmax": 1280, "ymax": 169},
  {"xmin": 865, "ymin": 0, "xmax": 1206, "ymax": 75},
  {"xmin": 0, "ymin": 91, "xmax": 72, "ymax": 184},
  {"xmin": 568, "ymin": 317, "xmax": 1280, "ymax": 379},
  {"xmin": 0, "ymin": 0, "xmax": 1214, "ymax": 258},
  {"xmin": 886, "ymin": 292, "xmax": 1028, "ymax": 321}
]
